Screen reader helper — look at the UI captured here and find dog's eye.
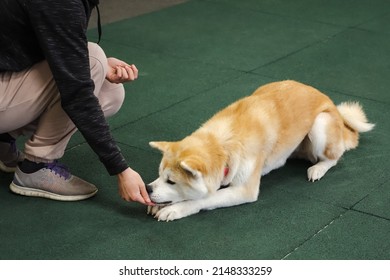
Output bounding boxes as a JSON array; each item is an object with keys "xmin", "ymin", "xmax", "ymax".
[{"xmin": 166, "ymin": 179, "xmax": 176, "ymax": 185}]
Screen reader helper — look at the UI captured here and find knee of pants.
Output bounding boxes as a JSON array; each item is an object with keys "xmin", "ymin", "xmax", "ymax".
[
  {"xmin": 101, "ymin": 83, "xmax": 125, "ymax": 118},
  {"xmin": 88, "ymin": 42, "xmax": 108, "ymax": 87}
]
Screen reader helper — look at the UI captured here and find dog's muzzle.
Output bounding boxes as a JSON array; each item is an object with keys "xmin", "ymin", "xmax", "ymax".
[{"xmin": 146, "ymin": 184, "xmax": 172, "ymax": 205}]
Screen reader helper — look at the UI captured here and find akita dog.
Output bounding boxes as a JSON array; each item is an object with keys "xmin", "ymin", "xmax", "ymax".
[{"xmin": 147, "ymin": 80, "xmax": 374, "ymax": 221}]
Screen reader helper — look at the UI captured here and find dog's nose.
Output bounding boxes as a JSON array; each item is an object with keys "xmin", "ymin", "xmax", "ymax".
[{"xmin": 146, "ymin": 184, "xmax": 153, "ymax": 194}]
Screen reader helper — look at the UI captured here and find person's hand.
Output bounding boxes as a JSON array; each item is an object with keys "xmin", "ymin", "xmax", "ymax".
[
  {"xmin": 106, "ymin": 57, "xmax": 138, "ymax": 84},
  {"xmin": 117, "ymin": 167, "xmax": 154, "ymax": 205}
]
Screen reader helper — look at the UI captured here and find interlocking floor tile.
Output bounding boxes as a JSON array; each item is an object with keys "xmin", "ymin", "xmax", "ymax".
[
  {"xmin": 353, "ymin": 182, "xmax": 390, "ymax": 220},
  {"xmin": 205, "ymin": 0, "xmax": 390, "ymax": 27},
  {"xmin": 97, "ymin": 1, "xmax": 342, "ymax": 71},
  {"xmin": 255, "ymin": 28, "xmax": 390, "ymax": 103},
  {"xmin": 285, "ymin": 210, "xmax": 390, "ymax": 259}
]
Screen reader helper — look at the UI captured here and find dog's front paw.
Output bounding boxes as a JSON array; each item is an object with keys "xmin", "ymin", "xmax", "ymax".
[
  {"xmin": 153, "ymin": 202, "xmax": 199, "ymax": 222},
  {"xmin": 307, "ymin": 165, "xmax": 326, "ymax": 182},
  {"xmin": 147, "ymin": 205, "xmax": 165, "ymax": 216},
  {"xmin": 154, "ymin": 204, "xmax": 185, "ymax": 222}
]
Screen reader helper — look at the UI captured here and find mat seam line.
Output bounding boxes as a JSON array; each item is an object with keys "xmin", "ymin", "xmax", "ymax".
[{"xmin": 281, "ymin": 210, "xmax": 347, "ymax": 260}]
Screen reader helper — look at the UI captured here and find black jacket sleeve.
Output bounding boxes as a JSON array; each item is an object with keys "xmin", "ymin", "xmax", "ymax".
[{"xmin": 27, "ymin": 0, "xmax": 128, "ymax": 175}]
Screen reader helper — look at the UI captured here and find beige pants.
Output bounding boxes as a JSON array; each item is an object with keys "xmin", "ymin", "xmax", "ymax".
[{"xmin": 0, "ymin": 43, "xmax": 124, "ymax": 162}]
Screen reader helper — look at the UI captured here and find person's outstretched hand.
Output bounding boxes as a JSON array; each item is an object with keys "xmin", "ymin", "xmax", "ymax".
[
  {"xmin": 117, "ymin": 167, "xmax": 154, "ymax": 205},
  {"xmin": 106, "ymin": 57, "xmax": 138, "ymax": 84}
]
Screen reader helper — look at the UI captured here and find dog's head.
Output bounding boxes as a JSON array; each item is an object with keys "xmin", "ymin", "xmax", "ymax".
[{"xmin": 148, "ymin": 136, "xmax": 225, "ymax": 205}]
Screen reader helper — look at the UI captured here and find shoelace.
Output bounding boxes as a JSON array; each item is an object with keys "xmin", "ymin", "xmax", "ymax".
[{"xmin": 46, "ymin": 160, "xmax": 71, "ymax": 180}]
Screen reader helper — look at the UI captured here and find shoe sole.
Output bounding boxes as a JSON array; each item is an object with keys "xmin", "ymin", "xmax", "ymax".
[
  {"xmin": 9, "ymin": 181, "xmax": 98, "ymax": 201},
  {"xmin": 0, "ymin": 161, "xmax": 16, "ymax": 173}
]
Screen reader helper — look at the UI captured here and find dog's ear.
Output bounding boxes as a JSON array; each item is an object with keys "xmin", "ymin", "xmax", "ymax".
[
  {"xmin": 180, "ymin": 160, "xmax": 203, "ymax": 179},
  {"xmin": 149, "ymin": 141, "xmax": 171, "ymax": 153}
]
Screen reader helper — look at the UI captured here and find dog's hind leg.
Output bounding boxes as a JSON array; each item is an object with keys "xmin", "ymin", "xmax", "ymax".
[{"xmin": 306, "ymin": 111, "xmax": 345, "ymax": 182}]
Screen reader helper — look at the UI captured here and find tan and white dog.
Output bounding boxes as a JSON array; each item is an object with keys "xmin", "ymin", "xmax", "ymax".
[{"xmin": 147, "ymin": 80, "xmax": 374, "ymax": 221}]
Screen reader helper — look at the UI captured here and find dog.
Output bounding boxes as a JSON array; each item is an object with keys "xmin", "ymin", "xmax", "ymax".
[{"xmin": 147, "ymin": 80, "xmax": 374, "ymax": 221}]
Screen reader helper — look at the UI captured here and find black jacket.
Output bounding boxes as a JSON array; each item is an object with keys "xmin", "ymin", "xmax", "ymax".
[{"xmin": 0, "ymin": 0, "xmax": 128, "ymax": 175}]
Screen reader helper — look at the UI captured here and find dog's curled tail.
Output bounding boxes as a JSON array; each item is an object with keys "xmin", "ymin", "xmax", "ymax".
[{"xmin": 337, "ymin": 102, "xmax": 375, "ymax": 150}]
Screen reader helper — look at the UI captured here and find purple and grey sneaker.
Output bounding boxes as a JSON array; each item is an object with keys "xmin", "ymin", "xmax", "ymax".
[{"xmin": 10, "ymin": 161, "xmax": 98, "ymax": 201}]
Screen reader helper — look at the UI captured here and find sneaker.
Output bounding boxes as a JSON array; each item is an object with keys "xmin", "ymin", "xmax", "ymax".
[
  {"xmin": 10, "ymin": 161, "xmax": 98, "ymax": 201},
  {"xmin": 0, "ymin": 140, "xmax": 24, "ymax": 173}
]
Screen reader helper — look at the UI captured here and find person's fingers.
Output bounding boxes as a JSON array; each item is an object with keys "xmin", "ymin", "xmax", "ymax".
[
  {"xmin": 134, "ymin": 194, "xmax": 147, "ymax": 204},
  {"xmin": 116, "ymin": 66, "xmax": 123, "ymax": 79},
  {"xmin": 139, "ymin": 184, "xmax": 153, "ymax": 205},
  {"xmin": 120, "ymin": 188, "xmax": 138, "ymax": 203},
  {"xmin": 121, "ymin": 67, "xmax": 130, "ymax": 80},
  {"xmin": 106, "ymin": 64, "xmax": 138, "ymax": 83},
  {"xmin": 118, "ymin": 185, "xmax": 149, "ymax": 205},
  {"xmin": 130, "ymin": 64, "xmax": 138, "ymax": 79},
  {"xmin": 124, "ymin": 66, "xmax": 134, "ymax": 81}
]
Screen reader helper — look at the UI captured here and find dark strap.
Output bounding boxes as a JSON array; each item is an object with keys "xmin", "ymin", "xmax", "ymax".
[{"xmin": 95, "ymin": 4, "xmax": 102, "ymax": 43}]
